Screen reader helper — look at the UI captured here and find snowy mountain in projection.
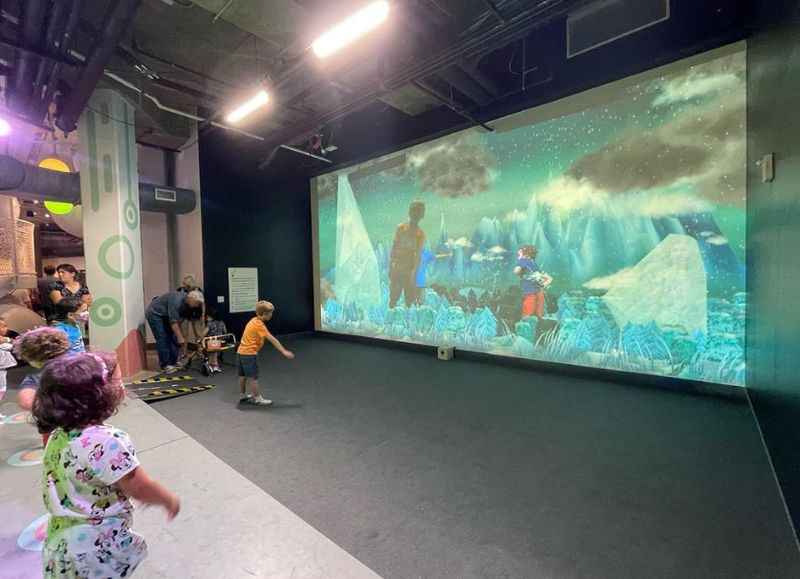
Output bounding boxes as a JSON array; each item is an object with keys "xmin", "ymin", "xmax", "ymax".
[
  {"xmin": 430, "ymin": 194, "xmax": 743, "ymax": 296},
  {"xmin": 334, "ymin": 174, "xmax": 381, "ymax": 307},
  {"xmin": 602, "ymin": 234, "xmax": 708, "ymax": 334}
]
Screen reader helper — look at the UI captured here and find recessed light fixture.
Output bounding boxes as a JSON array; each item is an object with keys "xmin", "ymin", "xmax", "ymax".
[{"xmin": 0, "ymin": 117, "xmax": 10, "ymax": 137}]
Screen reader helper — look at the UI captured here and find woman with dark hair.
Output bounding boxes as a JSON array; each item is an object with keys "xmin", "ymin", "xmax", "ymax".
[{"xmin": 48, "ymin": 263, "xmax": 92, "ymax": 310}]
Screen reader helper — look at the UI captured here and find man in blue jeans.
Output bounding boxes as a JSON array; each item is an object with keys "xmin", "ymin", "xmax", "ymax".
[{"xmin": 145, "ymin": 289, "xmax": 204, "ymax": 373}]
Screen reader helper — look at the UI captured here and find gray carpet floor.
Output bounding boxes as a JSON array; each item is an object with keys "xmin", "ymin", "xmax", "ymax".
[{"xmin": 150, "ymin": 334, "xmax": 800, "ymax": 579}]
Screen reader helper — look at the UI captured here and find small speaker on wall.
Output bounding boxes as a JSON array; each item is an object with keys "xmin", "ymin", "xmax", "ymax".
[{"xmin": 567, "ymin": 0, "xmax": 670, "ymax": 59}]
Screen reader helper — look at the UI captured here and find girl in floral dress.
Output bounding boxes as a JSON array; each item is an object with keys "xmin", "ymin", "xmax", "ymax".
[{"xmin": 33, "ymin": 352, "xmax": 180, "ymax": 578}]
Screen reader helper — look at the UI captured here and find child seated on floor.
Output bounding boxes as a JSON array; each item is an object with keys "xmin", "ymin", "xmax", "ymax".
[
  {"xmin": 14, "ymin": 326, "xmax": 71, "ymax": 412},
  {"xmin": 34, "ymin": 351, "xmax": 180, "ymax": 578},
  {"xmin": 50, "ymin": 296, "xmax": 87, "ymax": 354},
  {"xmin": 0, "ymin": 318, "xmax": 16, "ymax": 419},
  {"xmin": 203, "ymin": 307, "xmax": 227, "ymax": 374}
]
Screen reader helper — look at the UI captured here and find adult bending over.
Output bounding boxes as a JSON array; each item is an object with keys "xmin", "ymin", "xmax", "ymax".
[
  {"xmin": 145, "ymin": 290, "xmax": 204, "ymax": 373},
  {"xmin": 176, "ymin": 274, "xmax": 205, "ymax": 345}
]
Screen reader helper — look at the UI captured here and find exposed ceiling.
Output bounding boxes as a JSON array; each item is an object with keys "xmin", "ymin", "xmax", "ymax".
[{"xmin": 1, "ymin": 0, "xmax": 760, "ymax": 181}]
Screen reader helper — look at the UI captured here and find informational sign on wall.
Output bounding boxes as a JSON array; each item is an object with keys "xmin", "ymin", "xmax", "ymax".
[{"xmin": 228, "ymin": 267, "xmax": 259, "ymax": 313}]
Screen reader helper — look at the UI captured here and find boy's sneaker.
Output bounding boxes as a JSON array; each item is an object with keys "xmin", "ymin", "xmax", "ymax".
[
  {"xmin": 163, "ymin": 365, "xmax": 179, "ymax": 374},
  {"xmin": 252, "ymin": 396, "xmax": 273, "ymax": 406},
  {"xmin": 239, "ymin": 394, "xmax": 252, "ymax": 403}
]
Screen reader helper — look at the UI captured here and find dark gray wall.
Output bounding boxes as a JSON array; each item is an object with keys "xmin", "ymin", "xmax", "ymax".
[
  {"xmin": 200, "ymin": 135, "xmax": 313, "ymax": 337},
  {"xmin": 746, "ymin": 14, "xmax": 800, "ymax": 538}
]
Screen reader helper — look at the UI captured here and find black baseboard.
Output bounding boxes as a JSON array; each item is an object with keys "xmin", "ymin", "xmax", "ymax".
[{"xmin": 315, "ymin": 330, "xmax": 747, "ymax": 403}]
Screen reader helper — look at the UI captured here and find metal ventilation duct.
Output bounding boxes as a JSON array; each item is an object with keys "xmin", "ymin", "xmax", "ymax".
[{"xmin": 0, "ymin": 155, "xmax": 196, "ymax": 214}]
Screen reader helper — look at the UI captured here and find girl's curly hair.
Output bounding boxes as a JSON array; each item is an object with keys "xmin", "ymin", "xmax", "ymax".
[
  {"xmin": 13, "ymin": 327, "xmax": 70, "ymax": 363},
  {"xmin": 32, "ymin": 352, "xmax": 123, "ymax": 434}
]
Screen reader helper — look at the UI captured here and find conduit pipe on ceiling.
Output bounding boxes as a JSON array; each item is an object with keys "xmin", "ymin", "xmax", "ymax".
[
  {"xmin": 102, "ymin": 71, "xmax": 265, "ymax": 142},
  {"xmin": 56, "ymin": 0, "xmax": 142, "ymax": 132}
]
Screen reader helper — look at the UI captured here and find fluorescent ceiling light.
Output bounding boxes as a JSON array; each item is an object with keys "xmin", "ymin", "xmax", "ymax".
[
  {"xmin": 226, "ymin": 90, "xmax": 270, "ymax": 124},
  {"xmin": 0, "ymin": 117, "xmax": 10, "ymax": 136},
  {"xmin": 312, "ymin": 1, "xmax": 390, "ymax": 59}
]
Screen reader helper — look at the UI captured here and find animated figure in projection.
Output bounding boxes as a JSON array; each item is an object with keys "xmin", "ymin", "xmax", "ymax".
[
  {"xmin": 317, "ymin": 49, "xmax": 746, "ymax": 386},
  {"xmin": 389, "ymin": 200, "xmax": 426, "ymax": 308}
]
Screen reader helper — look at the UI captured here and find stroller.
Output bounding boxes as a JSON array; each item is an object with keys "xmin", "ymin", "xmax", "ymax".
[{"xmin": 181, "ymin": 333, "xmax": 237, "ymax": 376}]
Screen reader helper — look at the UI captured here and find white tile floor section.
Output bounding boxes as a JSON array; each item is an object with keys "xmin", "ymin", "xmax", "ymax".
[{"xmin": 0, "ymin": 396, "xmax": 382, "ymax": 579}]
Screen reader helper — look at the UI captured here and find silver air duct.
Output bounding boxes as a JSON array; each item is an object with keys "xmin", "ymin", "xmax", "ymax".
[{"xmin": 0, "ymin": 155, "xmax": 196, "ymax": 214}]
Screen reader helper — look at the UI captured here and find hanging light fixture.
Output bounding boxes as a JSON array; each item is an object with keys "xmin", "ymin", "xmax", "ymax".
[
  {"xmin": 311, "ymin": 1, "xmax": 390, "ymax": 59},
  {"xmin": 225, "ymin": 90, "xmax": 270, "ymax": 124},
  {"xmin": 38, "ymin": 157, "xmax": 75, "ymax": 215}
]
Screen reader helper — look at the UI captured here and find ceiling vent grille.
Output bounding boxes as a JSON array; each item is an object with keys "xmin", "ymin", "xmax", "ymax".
[
  {"xmin": 154, "ymin": 187, "xmax": 177, "ymax": 202},
  {"xmin": 567, "ymin": 0, "xmax": 670, "ymax": 58}
]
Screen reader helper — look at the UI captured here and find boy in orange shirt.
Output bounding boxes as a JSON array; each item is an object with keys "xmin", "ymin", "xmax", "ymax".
[{"xmin": 237, "ymin": 301, "xmax": 294, "ymax": 406}]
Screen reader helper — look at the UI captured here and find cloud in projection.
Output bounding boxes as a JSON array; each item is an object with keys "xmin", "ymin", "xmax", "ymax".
[
  {"xmin": 408, "ymin": 138, "xmax": 496, "ymax": 198},
  {"xmin": 564, "ymin": 72, "xmax": 745, "ymax": 206}
]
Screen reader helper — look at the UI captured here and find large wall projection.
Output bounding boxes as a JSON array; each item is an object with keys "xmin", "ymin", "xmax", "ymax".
[{"xmin": 313, "ymin": 47, "xmax": 746, "ymax": 386}]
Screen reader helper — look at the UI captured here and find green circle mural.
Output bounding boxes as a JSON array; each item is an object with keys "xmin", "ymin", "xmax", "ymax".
[
  {"xmin": 90, "ymin": 297, "xmax": 122, "ymax": 327},
  {"xmin": 98, "ymin": 234, "xmax": 135, "ymax": 279},
  {"xmin": 123, "ymin": 200, "xmax": 139, "ymax": 230}
]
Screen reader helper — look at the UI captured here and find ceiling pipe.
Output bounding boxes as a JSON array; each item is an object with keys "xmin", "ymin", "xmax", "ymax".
[
  {"xmin": 0, "ymin": 39, "xmax": 81, "ymax": 69},
  {"xmin": 413, "ymin": 80, "xmax": 494, "ymax": 132},
  {"xmin": 438, "ymin": 66, "xmax": 496, "ymax": 106},
  {"xmin": 279, "ymin": 144, "xmax": 332, "ymax": 164},
  {"xmin": 480, "ymin": 0, "xmax": 508, "ymax": 23},
  {"xmin": 56, "ymin": 0, "xmax": 142, "ymax": 133},
  {"xmin": 11, "ymin": 0, "xmax": 48, "ymax": 112},
  {"xmin": 102, "ymin": 71, "xmax": 265, "ymax": 141},
  {"xmin": 33, "ymin": 0, "xmax": 83, "ymax": 123},
  {"xmin": 213, "ymin": 0, "xmax": 237, "ymax": 23},
  {"xmin": 31, "ymin": 0, "xmax": 70, "ymax": 111}
]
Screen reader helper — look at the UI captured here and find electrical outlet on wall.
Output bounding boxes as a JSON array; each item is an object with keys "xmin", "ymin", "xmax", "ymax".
[{"xmin": 761, "ymin": 153, "xmax": 775, "ymax": 183}]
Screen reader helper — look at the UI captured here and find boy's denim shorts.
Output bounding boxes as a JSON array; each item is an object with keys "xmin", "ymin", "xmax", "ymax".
[{"xmin": 237, "ymin": 354, "xmax": 259, "ymax": 378}]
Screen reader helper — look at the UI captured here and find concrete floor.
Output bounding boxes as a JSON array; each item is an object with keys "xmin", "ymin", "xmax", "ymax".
[
  {"xmin": 0, "ymin": 386, "xmax": 380, "ymax": 579},
  {"xmin": 152, "ymin": 335, "xmax": 800, "ymax": 579}
]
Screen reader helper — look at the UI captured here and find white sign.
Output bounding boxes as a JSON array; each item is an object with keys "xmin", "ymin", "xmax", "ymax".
[{"xmin": 228, "ymin": 268, "xmax": 259, "ymax": 313}]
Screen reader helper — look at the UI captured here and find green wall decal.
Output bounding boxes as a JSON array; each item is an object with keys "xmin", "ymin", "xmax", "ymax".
[
  {"xmin": 90, "ymin": 297, "xmax": 122, "ymax": 327},
  {"xmin": 123, "ymin": 200, "xmax": 139, "ymax": 230},
  {"xmin": 98, "ymin": 234, "xmax": 135, "ymax": 279},
  {"xmin": 86, "ymin": 111, "xmax": 100, "ymax": 212}
]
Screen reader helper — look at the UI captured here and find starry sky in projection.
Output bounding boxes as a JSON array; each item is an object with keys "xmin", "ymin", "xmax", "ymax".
[{"xmin": 316, "ymin": 50, "xmax": 746, "ymax": 275}]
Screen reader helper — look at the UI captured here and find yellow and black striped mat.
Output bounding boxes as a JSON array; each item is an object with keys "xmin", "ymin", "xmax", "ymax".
[
  {"xmin": 129, "ymin": 375, "xmax": 194, "ymax": 384},
  {"xmin": 125, "ymin": 374, "xmax": 215, "ymax": 402}
]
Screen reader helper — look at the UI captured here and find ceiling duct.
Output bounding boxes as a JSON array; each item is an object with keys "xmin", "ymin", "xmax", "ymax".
[
  {"xmin": 567, "ymin": 0, "xmax": 670, "ymax": 58},
  {"xmin": 10, "ymin": 0, "xmax": 47, "ymax": 113},
  {"xmin": 56, "ymin": 0, "xmax": 141, "ymax": 133},
  {"xmin": 0, "ymin": 156, "xmax": 197, "ymax": 214}
]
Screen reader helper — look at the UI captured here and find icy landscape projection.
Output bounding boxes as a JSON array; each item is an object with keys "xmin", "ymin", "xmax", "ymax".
[{"xmin": 314, "ymin": 49, "xmax": 746, "ymax": 386}]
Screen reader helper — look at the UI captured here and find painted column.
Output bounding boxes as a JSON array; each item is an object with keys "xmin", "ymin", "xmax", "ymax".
[{"xmin": 78, "ymin": 89, "xmax": 146, "ymax": 377}]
